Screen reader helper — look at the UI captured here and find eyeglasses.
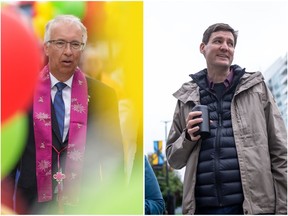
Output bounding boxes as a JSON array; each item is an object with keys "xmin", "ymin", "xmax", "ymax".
[{"xmin": 48, "ymin": 40, "xmax": 85, "ymax": 50}]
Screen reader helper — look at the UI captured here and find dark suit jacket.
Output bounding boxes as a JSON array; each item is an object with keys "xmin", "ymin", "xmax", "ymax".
[{"xmin": 2, "ymin": 77, "xmax": 124, "ymax": 214}]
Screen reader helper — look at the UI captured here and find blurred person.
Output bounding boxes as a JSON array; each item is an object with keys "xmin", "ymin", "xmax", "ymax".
[
  {"xmin": 166, "ymin": 23, "xmax": 287, "ymax": 214},
  {"xmin": 81, "ymin": 45, "xmax": 104, "ymax": 80},
  {"xmin": 145, "ymin": 156, "xmax": 165, "ymax": 214},
  {"xmin": 81, "ymin": 45, "xmax": 138, "ymax": 184},
  {"xmin": 2, "ymin": 15, "xmax": 124, "ymax": 214},
  {"xmin": 81, "ymin": 45, "xmax": 125, "ymax": 99}
]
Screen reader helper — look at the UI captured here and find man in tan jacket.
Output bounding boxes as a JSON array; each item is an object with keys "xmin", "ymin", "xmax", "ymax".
[{"xmin": 166, "ymin": 23, "xmax": 287, "ymax": 214}]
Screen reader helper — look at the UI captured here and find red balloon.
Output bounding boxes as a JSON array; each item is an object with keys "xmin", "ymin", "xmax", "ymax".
[{"xmin": 1, "ymin": 8, "xmax": 42, "ymax": 123}]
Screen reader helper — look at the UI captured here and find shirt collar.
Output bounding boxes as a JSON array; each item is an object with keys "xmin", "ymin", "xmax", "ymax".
[
  {"xmin": 207, "ymin": 68, "xmax": 234, "ymax": 90},
  {"xmin": 50, "ymin": 72, "xmax": 74, "ymax": 89}
]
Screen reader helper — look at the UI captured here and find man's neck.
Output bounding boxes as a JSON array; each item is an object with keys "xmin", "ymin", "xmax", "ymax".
[
  {"xmin": 49, "ymin": 63, "xmax": 75, "ymax": 82},
  {"xmin": 207, "ymin": 66, "xmax": 230, "ymax": 83}
]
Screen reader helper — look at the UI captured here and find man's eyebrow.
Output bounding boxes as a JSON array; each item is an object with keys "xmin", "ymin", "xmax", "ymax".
[{"xmin": 212, "ymin": 36, "xmax": 234, "ymax": 42}]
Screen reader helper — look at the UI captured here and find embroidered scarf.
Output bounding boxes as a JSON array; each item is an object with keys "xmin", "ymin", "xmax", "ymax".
[{"xmin": 33, "ymin": 65, "xmax": 88, "ymax": 203}]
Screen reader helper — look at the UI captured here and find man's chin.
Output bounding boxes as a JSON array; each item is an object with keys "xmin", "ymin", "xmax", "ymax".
[
  {"xmin": 214, "ymin": 62, "xmax": 231, "ymax": 68},
  {"xmin": 58, "ymin": 68, "xmax": 76, "ymax": 78}
]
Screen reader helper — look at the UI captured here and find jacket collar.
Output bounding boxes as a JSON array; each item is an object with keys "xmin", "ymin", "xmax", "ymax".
[{"xmin": 173, "ymin": 65, "xmax": 264, "ymax": 103}]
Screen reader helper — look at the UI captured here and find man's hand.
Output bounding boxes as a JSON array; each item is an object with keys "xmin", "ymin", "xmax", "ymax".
[{"xmin": 186, "ymin": 111, "xmax": 203, "ymax": 141}]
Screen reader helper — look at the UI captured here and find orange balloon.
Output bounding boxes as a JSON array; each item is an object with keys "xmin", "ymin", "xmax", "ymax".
[{"xmin": 82, "ymin": 1, "xmax": 107, "ymax": 42}]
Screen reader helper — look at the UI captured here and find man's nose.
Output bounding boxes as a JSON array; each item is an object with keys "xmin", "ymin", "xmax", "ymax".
[
  {"xmin": 63, "ymin": 43, "xmax": 73, "ymax": 54},
  {"xmin": 220, "ymin": 42, "xmax": 229, "ymax": 51}
]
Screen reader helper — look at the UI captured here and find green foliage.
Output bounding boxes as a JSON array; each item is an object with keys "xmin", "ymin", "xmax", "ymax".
[{"xmin": 148, "ymin": 154, "xmax": 183, "ymax": 208}]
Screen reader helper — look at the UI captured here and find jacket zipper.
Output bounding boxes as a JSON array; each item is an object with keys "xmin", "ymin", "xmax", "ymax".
[{"xmin": 215, "ymin": 98, "xmax": 223, "ymax": 206}]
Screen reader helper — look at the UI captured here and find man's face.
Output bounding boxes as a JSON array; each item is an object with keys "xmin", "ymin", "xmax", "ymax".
[
  {"xmin": 200, "ymin": 31, "xmax": 235, "ymax": 69},
  {"xmin": 44, "ymin": 21, "xmax": 84, "ymax": 79}
]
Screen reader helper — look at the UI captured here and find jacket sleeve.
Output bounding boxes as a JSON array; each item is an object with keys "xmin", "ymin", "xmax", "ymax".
[
  {"xmin": 145, "ymin": 156, "xmax": 165, "ymax": 215},
  {"xmin": 166, "ymin": 100, "xmax": 198, "ymax": 169},
  {"xmin": 263, "ymin": 83, "xmax": 287, "ymax": 214}
]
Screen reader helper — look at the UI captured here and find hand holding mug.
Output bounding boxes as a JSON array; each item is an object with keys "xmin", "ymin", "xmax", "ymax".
[{"xmin": 186, "ymin": 105, "xmax": 210, "ymax": 141}]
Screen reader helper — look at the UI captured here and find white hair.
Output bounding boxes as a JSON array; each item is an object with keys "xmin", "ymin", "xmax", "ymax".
[{"xmin": 44, "ymin": 15, "xmax": 88, "ymax": 45}]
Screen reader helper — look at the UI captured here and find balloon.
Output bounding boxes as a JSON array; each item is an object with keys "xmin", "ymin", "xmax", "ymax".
[
  {"xmin": 32, "ymin": 14, "xmax": 48, "ymax": 40},
  {"xmin": 82, "ymin": 1, "xmax": 106, "ymax": 42},
  {"xmin": 1, "ymin": 204, "xmax": 16, "ymax": 215},
  {"xmin": 33, "ymin": 1, "xmax": 54, "ymax": 20},
  {"xmin": 52, "ymin": 1, "xmax": 86, "ymax": 19},
  {"xmin": 32, "ymin": 1, "xmax": 54, "ymax": 40},
  {"xmin": 1, "ymin": 112, "xmax": 28, "ymax": 178},
  {"xmin": 1, "ymin": 9, "xmax": 41, "ymax": 123}
]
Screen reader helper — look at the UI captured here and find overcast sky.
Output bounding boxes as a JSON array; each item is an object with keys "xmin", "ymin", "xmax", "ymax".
[{"xmin": 143, "ymin": 0, "xmax": 287, "ymax": 178}]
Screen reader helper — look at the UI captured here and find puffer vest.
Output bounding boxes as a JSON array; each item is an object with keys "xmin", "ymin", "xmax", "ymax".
[{"xmin": 191, "ymin": 65, "xmax": 245, "ymax": 208}]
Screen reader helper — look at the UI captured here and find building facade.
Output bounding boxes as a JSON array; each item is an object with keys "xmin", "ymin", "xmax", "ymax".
[{"xmin": 263, "ymin": 53, "xmax": 287, "ymax": 127}]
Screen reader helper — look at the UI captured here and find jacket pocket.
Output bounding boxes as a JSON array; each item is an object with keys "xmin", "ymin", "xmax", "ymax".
[{"xmin": 234, "ymin": 91, "xmax": 267, "ymax": 148}]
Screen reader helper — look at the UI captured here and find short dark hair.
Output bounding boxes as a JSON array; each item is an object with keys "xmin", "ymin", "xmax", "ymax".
[{"xmin": 202, "ymin": 23, "xmax": 238, "ymax": 47}]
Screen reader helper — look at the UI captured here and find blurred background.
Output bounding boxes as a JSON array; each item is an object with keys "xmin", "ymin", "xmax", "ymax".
[{"xmin": 1, "ymin": 1, "xmax": 143, "ymax": 214}]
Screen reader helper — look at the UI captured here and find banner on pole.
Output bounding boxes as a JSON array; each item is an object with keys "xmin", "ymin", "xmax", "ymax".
[{"xmin": 152, "ymin": 140, "xmax": 164, "ymax": 166}]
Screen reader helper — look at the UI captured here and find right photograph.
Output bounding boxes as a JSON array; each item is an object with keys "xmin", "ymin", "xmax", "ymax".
[{"xmin": 144, "ymin": 0, "xmax": 287, "ymax": 215}]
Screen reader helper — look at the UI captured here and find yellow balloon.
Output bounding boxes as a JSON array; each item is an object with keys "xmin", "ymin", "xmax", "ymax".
[
  {"xmin": 32, "ymin": 2, "xmax": 54, "ymax": 40},
  {"xmin": 32, "ymin": 15, "xmax": 47, "ymax": 40},
  {"xmin": 34, "ymin": 1, "xmax": 54, "ymax": 21}
]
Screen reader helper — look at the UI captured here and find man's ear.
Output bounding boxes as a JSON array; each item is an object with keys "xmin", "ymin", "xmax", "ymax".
[
  {"xmin": 43, "ymin": 43, "xmax": 49, "ymax": 56},
  {"xmin": 199, "ymin": 42, "xmax": 205, "ymax": 54}
]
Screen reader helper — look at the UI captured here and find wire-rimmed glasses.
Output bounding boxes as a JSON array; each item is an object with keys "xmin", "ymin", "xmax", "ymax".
[{"xmin": 48, "ymin": 40, "xmax": 85, "ymax": 50}]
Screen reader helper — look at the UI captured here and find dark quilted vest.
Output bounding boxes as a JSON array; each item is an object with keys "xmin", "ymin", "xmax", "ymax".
[{"xmin": 191, "ymin": 65, "xmax": 245, "ymax": 208}]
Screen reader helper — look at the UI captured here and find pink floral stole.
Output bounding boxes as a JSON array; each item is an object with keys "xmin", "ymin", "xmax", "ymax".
[{"xmin": 33, "ymin": 65, "xmax": 88, "ymax": 203}]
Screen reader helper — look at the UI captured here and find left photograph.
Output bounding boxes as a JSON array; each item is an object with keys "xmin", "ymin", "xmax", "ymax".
[{"xmin": 1, "ymin": 1, "xmax": 143, "ymax": 214}]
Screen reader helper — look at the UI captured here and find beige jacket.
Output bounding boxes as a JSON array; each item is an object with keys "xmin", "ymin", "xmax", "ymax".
[{"xmin": 166, "ymin": 71, "xmax": 287, "ymax": 214}]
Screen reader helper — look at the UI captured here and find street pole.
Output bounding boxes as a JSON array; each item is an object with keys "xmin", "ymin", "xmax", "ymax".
[
  {"xmin": 162, "ymin": 120, "xmax": 174, "ymax": 214},
  {"xmin": 162, "ymin": 120, "xmax": 170, "ymax": 189}
]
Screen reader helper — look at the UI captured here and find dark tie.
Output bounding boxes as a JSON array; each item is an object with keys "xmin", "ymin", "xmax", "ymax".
[{"xmin": 54, "ymin": 82, "xmax": 67, "ymax": 139}]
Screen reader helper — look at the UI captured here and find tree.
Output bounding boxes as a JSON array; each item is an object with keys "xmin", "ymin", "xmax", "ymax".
[{"xmin": 148, "ymin": 154, "xmax": 183, "ymax": 212}]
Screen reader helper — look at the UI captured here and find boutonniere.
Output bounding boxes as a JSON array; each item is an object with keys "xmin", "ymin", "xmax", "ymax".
[{"xmin": 88, "ymin": 95, "xmax": 90, "ymax": 103}]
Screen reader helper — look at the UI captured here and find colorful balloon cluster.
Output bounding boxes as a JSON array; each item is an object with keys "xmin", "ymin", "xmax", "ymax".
[
  {"xmin": 29, "ymin": 1, "xmax": 106, "ymax": 42},
  {"xmin": 1, "ymin": 7, "xmax": 41, "ymax": 177},
  {"xmin": 32, "ymin": 1, "xmax": 88, "ymax": 40}
]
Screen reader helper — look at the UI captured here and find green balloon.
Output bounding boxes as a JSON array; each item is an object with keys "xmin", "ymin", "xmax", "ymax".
[
  {"xmin": 52, "ymin": 1, "xmax": 86, "ymax": 19},
  {"xmin": 1, "ymin": 113, "xmax": 28, "ymax": 178}
]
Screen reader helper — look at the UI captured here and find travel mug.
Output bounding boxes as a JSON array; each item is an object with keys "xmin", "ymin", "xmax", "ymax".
[{"xmin": 192, "ymin": 105, "xmax": 210, "ymax": 138}]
